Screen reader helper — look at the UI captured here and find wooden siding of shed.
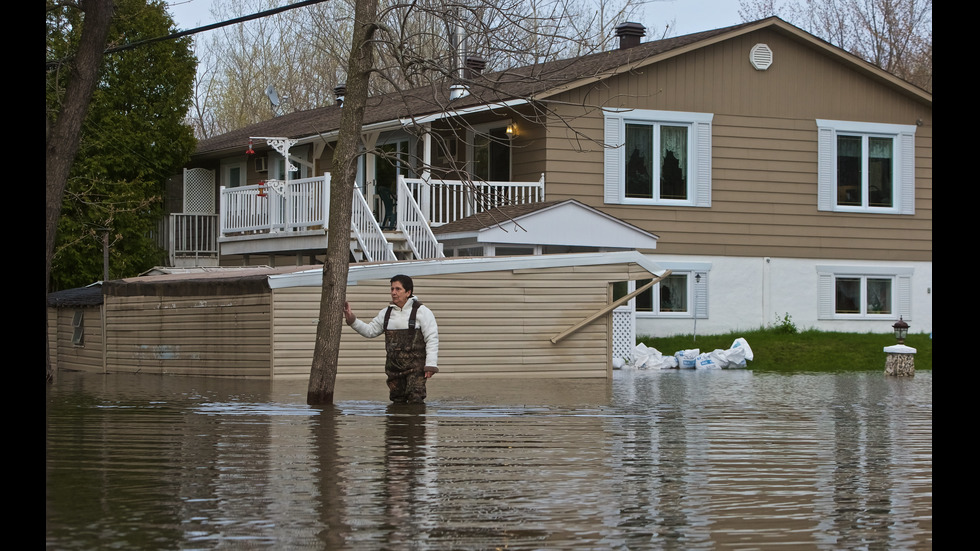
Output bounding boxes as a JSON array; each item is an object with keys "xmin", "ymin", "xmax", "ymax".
[
  {"xmin": 271, "ymin": 264, "xmax": 640, "ymax": 379},
  {"xmin": 543, "ymin": 27, "xmax": 931, "ymax": 262},
  {"xmin": 104, "ymin": 293, "xmax": 273, "ymax": 377},
  {"xmin": 48, "ymin": 306, "xmax": 105, "ymax": 373}
]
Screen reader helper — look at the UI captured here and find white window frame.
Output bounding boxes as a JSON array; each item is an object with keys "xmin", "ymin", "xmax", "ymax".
[
  {"xmin": 816, "ymin": 119, "xmax": 916, "ymax": 215},
  {"xmin": 604, "ymin": 109, "xmax": 713, "ymax": 207},
  {"xmin": 817, "ymin": 265, "xmax": 912, "ymax": 320},
  {"xmin": 627, "ymin": 262, "xmax": 711, "ymax": 320}
]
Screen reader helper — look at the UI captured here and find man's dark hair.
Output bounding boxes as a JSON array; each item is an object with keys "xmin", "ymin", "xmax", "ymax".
[{"xmin": 390, "ymin": 274, "xmax": 414, "ymax": 295}]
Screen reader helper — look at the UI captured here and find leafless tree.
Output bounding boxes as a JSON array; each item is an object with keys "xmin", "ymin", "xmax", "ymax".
[
  {"xmin": 739, "ymin": 0, "xmax": 932, "ymax": 91},
  {"xmin": 186, "ymin": 0, "xmax": 663, "ymax": 138}
]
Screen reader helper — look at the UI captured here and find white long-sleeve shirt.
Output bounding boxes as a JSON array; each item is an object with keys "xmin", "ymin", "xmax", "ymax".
[{"xmin": 349, "ymin": 295, "xmax": 439, "ymax": 369}]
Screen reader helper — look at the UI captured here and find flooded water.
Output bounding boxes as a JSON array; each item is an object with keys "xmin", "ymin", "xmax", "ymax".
[{"xmin": 46, "ymin": 368, "xmax": 931, "ymax": 550}]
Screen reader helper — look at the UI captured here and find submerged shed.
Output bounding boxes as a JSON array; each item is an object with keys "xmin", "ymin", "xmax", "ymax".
[{"xmin": 51, "ymin": 252, "xmax": 666, "ymax": 379}]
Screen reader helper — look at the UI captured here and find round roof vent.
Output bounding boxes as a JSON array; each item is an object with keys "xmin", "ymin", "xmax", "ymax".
[{"xmin": 750, "ymin": 43, "xmax": 773, "ymax": 70}]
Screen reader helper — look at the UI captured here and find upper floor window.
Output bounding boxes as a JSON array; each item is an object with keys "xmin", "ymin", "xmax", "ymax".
[
  {"xmin": 220, "ymin": 159, "xmax": 245, "ymax": 188},
  {"xmin": 469, "ymin": 124, "xmax": 511, "ymax": 181},
  {"xmin": 816, "ymin": 120, "xmax": 916, "ymax": 215},
  {"xmin": 604, "ymin": 109, "xmax": 713, "ymax": 207}
]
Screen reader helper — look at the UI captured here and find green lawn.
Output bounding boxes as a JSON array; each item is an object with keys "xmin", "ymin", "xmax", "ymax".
[{"xmin": 636, "ymin": 329, "xmax": 932, "ymax": 372}]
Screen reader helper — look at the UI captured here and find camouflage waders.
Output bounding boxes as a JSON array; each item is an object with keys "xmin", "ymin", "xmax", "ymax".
[{"xmin": 383, "ymin": 300, "xmax": 428, "ymax": 403}]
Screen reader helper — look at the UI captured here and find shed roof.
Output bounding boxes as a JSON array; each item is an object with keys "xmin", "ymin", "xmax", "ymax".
[
  {"xmin": 46, "ymin": 283, "xmax": 104, "ymax": 307},
  {"xmin": 269, "ymin": 250, "xmax": 666, "ymax": 289}
]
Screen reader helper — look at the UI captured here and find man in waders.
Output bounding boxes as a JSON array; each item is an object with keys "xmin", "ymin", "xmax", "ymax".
[{"xmin": 344, "ymin": 274, "xmax": 439, "ymax": 403}]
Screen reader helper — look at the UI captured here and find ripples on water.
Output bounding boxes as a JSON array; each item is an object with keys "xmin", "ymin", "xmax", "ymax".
[{"xmin": 46, "ymin": 369, "xmax": 932, "ymax": 550}]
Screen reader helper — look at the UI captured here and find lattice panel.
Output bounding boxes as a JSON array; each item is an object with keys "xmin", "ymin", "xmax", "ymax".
[
  {"xmin": 612, "ymin": 309, "xmax": 635, "ymax": 364},
  {"xmin": 184, "ymin": 168, "xmax": 215, "ymax": 214}
]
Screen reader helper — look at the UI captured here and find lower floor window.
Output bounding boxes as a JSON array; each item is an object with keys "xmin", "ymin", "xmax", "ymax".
[
  {"xmin": 835, "ymin": 276, "xmax": 892, "ymax": 315},
  {"xmin": 634, "ymin": 273, "xmax": 689, "ymax": 314},
  {"xmin": 616, "ymin": 271, "xmax": 705, "ymax": 317},
  {"xmin": 818, "ymin": 265, "xmax": 911, "ymax": 320}
]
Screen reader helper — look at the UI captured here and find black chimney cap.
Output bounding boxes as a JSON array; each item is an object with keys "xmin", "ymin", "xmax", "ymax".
[{"xmin": 615, "ymin": 22, "xmax": 646, "ymax": 49}]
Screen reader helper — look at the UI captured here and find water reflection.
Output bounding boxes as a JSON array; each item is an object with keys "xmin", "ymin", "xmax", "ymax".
[{"xmin": 46, "ymin": 370, "xmax": 932, "ymax": 549}]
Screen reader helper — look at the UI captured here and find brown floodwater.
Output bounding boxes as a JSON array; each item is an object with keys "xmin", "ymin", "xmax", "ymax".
[{"xmin": 46, "ymin": 368, "xmax": 932, "ymax": 550}]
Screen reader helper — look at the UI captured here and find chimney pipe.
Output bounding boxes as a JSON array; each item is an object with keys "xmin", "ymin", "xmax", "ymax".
[{"xmin": 615, "ymin": 22, "xmax": 646, "ymax": 50}]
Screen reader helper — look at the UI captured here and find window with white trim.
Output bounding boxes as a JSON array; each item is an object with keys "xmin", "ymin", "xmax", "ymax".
[
  {"xmin": 816, "ymin": 119, "xmax": 916, "ymax": 214},
  {"xmin": 604, "ymin": 110, "xmax": 713, "ymax": 206},
  {"xmin": 614, "ymin": 264, "xmax": 710, "ymax": 319},
  {"xmin": 817, "ymin": 265, "xmax": 912, "ymax": 320}
]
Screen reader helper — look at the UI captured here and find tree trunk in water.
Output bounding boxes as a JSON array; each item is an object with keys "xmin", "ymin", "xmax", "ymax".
[
  {"xmin": 307, "ymin": 0, "xmax": 379, "ymax": 404},
  {"xmin": 45, "ymin": 0, "xmax": 115, "ymax": 382}
]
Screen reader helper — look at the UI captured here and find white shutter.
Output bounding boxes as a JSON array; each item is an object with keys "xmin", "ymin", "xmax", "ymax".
[
  {"xmin": 816, "ymin": 126, "xmax": 834, "ymax": 212},
  {"xmin": 817, "ymin": 272, "xmax": 834, "ymax": 319},
  {"xmin": 694, "ymin": 120, "xmax": 712, "ymax": 207},
  {"xmin": 898, "ymin": 131, "xmax": 916, "ymax": 215},
  {"xmin": 693, "ymin": 272, "xmax": 708, "ymax": 318},
  {"xmin": 604, "ymin": 114, "xmax": 623, "ymax": 204}
]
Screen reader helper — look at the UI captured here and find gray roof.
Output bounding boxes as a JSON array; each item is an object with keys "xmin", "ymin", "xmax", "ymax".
[{"xmin": 194, "ymin": 20, "xmax": 759, "ymax": 157}]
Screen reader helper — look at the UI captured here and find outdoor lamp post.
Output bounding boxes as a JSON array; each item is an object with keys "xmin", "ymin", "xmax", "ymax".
[{"xmin": 892, "ymin": 316, "xmax": 909, "ymax": 345}]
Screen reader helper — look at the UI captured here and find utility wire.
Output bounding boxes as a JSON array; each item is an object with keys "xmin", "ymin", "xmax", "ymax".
[{"xmin": 46, "ymin": 0, "xmax": 329, "ymax": 68}]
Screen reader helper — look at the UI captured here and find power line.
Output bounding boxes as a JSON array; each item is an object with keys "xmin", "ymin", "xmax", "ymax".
[{"xmin": 46, "ymin": 0, "xmax": 329, "ymax": 68}]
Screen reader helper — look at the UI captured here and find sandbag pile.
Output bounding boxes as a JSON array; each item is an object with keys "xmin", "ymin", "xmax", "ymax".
[{"xmin": 627, "ymin": 338, "xmax": 754, "ymax": 370}]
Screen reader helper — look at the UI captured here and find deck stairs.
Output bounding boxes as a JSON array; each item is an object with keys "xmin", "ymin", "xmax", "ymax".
[{"xmin": 349, "ymin": 229, "xmax": 414, "ymax": 262}]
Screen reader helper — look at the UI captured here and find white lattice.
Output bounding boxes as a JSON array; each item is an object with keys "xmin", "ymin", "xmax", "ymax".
[
  {"xmin": 183, "ymin": 168, "xmax": 215, "ymax": 214},
  {"xmin": 612, "ymin": 308, "xmax": 635, "ymax": 364}
]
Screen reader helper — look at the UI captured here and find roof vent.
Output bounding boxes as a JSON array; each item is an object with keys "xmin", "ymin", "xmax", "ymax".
[
  {"xmin": 615, "ymin": 22, "xmax": 646, "ymax": 50},
  {"xmin": 464, "ymin": 56, "xmax": 486, "ymax": 78},
  {"xmin": 334, "ymin": 84, "xmax": 346, "ymax": 106},
  {"xmin": 749, "ymin": 43, "xmax": 773, "ymax": 70}
]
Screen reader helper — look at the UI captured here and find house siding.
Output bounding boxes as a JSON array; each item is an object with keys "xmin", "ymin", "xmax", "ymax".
[
  {"xmin": 104, "ymin": 293, "xmax": 273, "ymax": 377},
  {"xmin": 47, "ymin": 306, "xmax": 105, "ymax": 374},
  {"xmin": 542, "ymin": 27, "xmax": 931, "ymax": 262},
  {"xmin": 271, "ymin": 263, "xmax": 645, "ymax": 379}
]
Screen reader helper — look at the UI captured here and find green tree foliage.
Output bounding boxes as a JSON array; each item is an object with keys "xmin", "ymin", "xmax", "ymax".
[{"xmin": 47, "ymin": 0, "xmax": 197, "ymax": 290}]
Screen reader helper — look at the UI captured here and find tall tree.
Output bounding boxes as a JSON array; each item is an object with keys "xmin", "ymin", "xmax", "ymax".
[
  {"xmin": 46, "ymin": 0, "xmax": 115, "ymax": 381},
  {"xmin": 49, "ymin": 0, "xmax": 197, "ymax": 291},
  {"xmin": 308, "ymin": 0, "xmax": 380, "ymax": 405}
]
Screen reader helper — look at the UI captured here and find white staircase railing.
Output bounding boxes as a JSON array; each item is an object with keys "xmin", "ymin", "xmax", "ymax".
[
  {"xmin": 351, "ymin": 185, "xmax": 396, "ymax": 262},
  {"xmin": 396, "ymin": 176, "xmax": 444, "ymax": 260}
]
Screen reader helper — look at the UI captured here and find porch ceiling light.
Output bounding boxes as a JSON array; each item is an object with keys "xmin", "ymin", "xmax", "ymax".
[
  {"xmin": 506, "ymin": 124, "xmax": 518, "ymax": 138},
  {"xmin": 892, "ymin": 316, "xmax": 909, "ymax": 345}
]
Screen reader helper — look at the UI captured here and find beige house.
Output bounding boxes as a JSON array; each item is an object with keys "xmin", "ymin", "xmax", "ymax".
[
  {"xmin": 157, "ymin": 16, "xmax": 929, "ymax": 340},
  {"xmin": 48, "ymin": 252, "xmax": 668, "ymax": 378}
]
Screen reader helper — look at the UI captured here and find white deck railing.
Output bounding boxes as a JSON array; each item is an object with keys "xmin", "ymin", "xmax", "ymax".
[
  {"xmin": 404, "ymin": 173, "xmax": 546, "ymax": 226},
  {"xmin": 166, "ymin": 213, "xmax": 219, "ymax": 265},
  {"xmin": 210, "ymin": 173, "xmax": 544, "ymax": 261},
  {"xmin": 220, "ymin": 174, "xmax": 330, "ymax": 235}
]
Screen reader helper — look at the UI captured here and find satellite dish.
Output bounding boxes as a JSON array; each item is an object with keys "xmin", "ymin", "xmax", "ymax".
[{"xmin": 265, "ymin": 85, "xmax": 280, "ymax": 107}]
